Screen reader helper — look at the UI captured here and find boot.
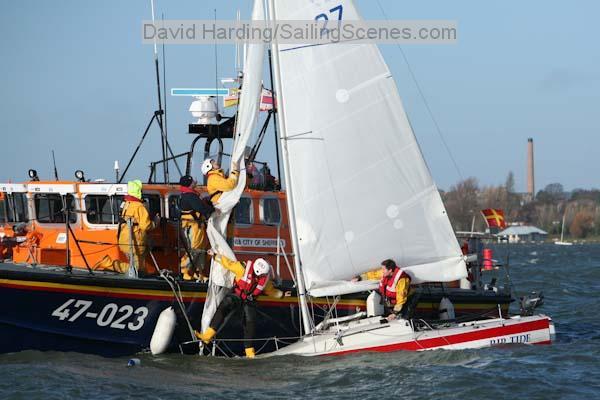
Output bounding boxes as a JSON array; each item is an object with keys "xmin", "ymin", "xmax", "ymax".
[
  {"xmin": 245, "ymin": 347, "xmax": 256, "ymax": 358},
  {"xmin": 195, "ymin": 327, "xmax": 216, "ymax": 344}
]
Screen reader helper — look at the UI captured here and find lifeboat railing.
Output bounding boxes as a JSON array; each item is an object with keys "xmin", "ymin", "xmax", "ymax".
[{"xmin": 62, "ymin": 208, "xmax": 93, "ymax": 276}]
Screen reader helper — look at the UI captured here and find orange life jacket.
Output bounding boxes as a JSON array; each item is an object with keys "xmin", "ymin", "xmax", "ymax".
[
  {"xmin": 233, "ymin": 261, "xmax": 269, "ymax": 300},
  {"xmin": 379, "ymin": 267, "xmax": 410, "ymax": 305}
]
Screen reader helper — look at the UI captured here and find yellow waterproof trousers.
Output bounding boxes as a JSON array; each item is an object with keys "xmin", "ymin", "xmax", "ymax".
[{"xmin": 180, "ymin": 216, "xmax": 207, "ymax": 274}]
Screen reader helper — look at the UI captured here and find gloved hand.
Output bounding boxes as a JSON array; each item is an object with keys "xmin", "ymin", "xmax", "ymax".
[{"xmin": 245, "ymin": 294, "xmax": 254, "ymax": 302}]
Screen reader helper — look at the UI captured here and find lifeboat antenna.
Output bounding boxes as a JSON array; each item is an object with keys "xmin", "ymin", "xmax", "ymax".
[
  {"xmin": 114, "ymin": 160, "xmax": 120, "ymax": 182},
  {"xmin": 51, "ymin": 150, "xmax": 59, "ymax": 181},
  {"xmin": 150, "ymin": 0, "xmax": 168, "ymax": 183},
  {"xmin": 119, "ymin": 1, "xmax": 182, "ymax": 184}
]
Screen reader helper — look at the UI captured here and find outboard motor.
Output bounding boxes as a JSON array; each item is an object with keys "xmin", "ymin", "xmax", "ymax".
[
  {"xmin": 439, "ymin": 297, "xmax": 456, "ymax": 320},
  {"xmin": 520, "ymin": 291, "xmax": 544, "ymax": 316}
]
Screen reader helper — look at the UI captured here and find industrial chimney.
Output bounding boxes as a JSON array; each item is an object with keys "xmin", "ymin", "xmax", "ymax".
[{"xmin": 527, "ymin": 138, "xmax": 535, "ymax": 200}]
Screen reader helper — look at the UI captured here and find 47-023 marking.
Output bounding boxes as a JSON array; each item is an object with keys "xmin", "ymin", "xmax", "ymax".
[{"xmin": 51, "ymin": 299, "xmax": 149, "ymax": 331}]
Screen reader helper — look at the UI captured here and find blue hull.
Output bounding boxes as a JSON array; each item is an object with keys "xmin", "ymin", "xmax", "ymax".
[{"xmin": 0, "ymin": 266, "xmax": 301, "ymax": 357}]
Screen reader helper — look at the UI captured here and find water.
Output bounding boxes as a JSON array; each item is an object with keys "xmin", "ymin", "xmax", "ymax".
[{"xmin": 1, "ymin": 244, "xmax": 599, "ymax": 399}]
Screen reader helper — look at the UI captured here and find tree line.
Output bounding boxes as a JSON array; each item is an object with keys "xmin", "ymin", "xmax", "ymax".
[{"xmin": 441, "ymin": 172, "xmax": 600, "ymax": 239}]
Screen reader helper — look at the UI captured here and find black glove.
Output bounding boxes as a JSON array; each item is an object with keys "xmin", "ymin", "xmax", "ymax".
[{"xmin": 246, "ymin": 294, "xmax": 254, "ymax": 302}]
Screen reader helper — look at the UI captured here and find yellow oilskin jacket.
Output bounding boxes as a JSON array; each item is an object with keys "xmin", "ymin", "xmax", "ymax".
[
  {"xmin": 392, "ymin": 276, "xmax": 411, "ymax": 312},
  {"xmin": 215, "ymin": 254, "xmax": 283, "ymax": 298},
  {"xmin": 360, "ymin": 269, "xmax": 383, "ymax": 281},
  {"xmin": 207, "ymin": 169, "xmax": 239, "ymax": 204},
  {"xmin": 118, "ymin": 200, "xmax": 155, "ymax": 254}
]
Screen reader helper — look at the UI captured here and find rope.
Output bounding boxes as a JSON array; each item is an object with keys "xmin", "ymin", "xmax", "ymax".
[
  {"xmin": 375, "ymin": 0, "xmax": 464, "ymax": 181},
  {"xmin": 148, "ymin": 251, "xmax": 196, "ymax": 341}
]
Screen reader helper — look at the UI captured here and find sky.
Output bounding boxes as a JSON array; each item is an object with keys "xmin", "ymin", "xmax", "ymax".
[{"xmin": 0, "ymin": 0, "xmax": 598, "ymax": 192}]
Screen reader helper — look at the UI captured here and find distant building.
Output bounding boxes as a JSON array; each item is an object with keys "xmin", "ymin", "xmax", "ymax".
[{"xmin": 498, "ymin": 225, "xmax": 548, "ymax": 243}]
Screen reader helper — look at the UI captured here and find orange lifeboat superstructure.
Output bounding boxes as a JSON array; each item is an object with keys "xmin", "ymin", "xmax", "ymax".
[{"xmin": 3, "ymin": 180, "xmax": 294, "ymax": 281}]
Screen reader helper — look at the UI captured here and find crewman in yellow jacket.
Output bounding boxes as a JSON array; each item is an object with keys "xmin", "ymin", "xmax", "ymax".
[
  {"xmin": 117, "ymin": 180, "xmax": 157, "ymax": 276},
  {"xmin": 352, "ymin": 259, "xmax": 413, "ymax": 319},
  {"xmin": 201, "ymin": 158, "xmax": 239, "ymax": 204},
  {"xmin": 179, "ymin": 175, "xmax": 213, "ymax": 281},
  {"xmin": 378, "ymin": 259, "xmax": 412, "ymax": 320}
]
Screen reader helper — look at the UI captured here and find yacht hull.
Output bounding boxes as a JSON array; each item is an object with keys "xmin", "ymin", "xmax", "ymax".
[{"xmin": 269, "ymin": 315, "xmax": 554, "ymax": 356}]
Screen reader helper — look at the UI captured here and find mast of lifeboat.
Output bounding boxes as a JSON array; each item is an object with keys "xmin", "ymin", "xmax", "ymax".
[{"xmin": 266, "ymin": 0, "xmax": 313, "ymax": 335}]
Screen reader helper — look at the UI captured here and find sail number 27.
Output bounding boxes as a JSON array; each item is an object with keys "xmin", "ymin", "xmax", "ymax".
[
  {"xmin": 51, "ymin": 299, "xmax": 149, "ymax": 331},
  {"xmin": 315, "ymin": 5, "xmax": 343, "ymax": 21}
]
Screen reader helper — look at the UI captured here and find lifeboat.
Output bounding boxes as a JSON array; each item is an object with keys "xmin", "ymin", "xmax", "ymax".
[{"xmin": 0, "ymin": 175, "xmax": 514, "ymax": 356}]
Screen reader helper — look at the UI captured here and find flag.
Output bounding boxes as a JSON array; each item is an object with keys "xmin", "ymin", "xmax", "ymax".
[
  {"xmin": 481, "ymin": 209, "xmax": 507, "ymax": 229},
  {"xmin": 223, "ymin": 87, "xmax": 274, "ymax": 111},
  {"xmin": 223, "ymin": 88, "xmax": 239, "ymax": 108},
  {"xmin": 259, "ymin": 88, "xmax": 274, "ymax": 111}
]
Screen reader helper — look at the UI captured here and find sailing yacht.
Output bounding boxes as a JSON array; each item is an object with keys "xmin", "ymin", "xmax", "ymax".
[
  {"xmin": 555, "ymin": 213, "xmax": 573, "ymax": 245},
  {"xmin": 257, "ymin": 0, "xmax": 554, "ymax": 355}
]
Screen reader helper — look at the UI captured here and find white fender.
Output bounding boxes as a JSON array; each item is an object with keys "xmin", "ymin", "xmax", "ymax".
[
  {"xmin": 150, "ymin": 306, "xmax": 177, "ymax": 355},
  {"xmin": 366, "ymin": 291, "xmax": 384, "ymax": 317},
  {"xmin": 439, "ymin": 297, "xmax": 455, "ymax": 320}
]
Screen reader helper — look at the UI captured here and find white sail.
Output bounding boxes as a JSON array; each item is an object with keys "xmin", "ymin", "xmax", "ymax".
[
  {"xmin": 201, "ymin": 0, "xmax": 266, "ymax": 331},
  {"xmin": 272, "ymin": 0, "xmax": 466, "ymax": 293}
]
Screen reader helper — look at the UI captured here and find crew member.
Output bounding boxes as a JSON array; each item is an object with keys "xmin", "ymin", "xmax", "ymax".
[
  {"xmin": 195, "ymin": 250, "xmax": 283, "ymax": 358},
  {"xmin": 201, "ymin": 158, "xmax": 239, "ymax": 204},
  {"xmin": 179, "ymin": 175, "xmax": 212, "ymax": 281},
  {"xmin": 118, "ymin": 180, "xmax": 157, "ymax": 276},
  {"xmin": 379, "ymin": 259, "xmax": 412, "ymax": 320}
]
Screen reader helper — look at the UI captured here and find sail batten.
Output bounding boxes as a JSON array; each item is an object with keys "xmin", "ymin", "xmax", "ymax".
[{"xmin": 272, "ymin": 0, "xmax": 467, "ymax": 288}]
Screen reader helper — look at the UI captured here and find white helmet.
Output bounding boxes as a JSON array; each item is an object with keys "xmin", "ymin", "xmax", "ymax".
[
  {"xmin": 201, "ymin": 159, "xmax": 213, "ymax": 176},
  {"xmin": 252, "ymin": 258, "xmax": 271, "ymax": 276}
]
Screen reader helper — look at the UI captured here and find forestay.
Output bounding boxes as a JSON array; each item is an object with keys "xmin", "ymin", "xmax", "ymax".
[
  {"xmin": 272, "ymin": 0, "xmax": 466, "ymax": 294},
  {"xmin": 201, "ymin": 0, "xmax": 267, "ymax": 331}
]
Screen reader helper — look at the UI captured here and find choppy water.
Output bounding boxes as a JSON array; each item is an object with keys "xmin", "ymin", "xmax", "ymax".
[{"xmin": 1, "ymin": 244, "xmax": 599, "ymax": 399}]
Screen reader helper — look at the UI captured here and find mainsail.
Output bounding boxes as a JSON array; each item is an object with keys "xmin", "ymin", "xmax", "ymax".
[
  {"xmin": 201, "ymin": 0, "xmax": 266, "ymax": 331},
  {"xmin": 270, "ymin": 0, "xmax": 467, "ymax": 296}
]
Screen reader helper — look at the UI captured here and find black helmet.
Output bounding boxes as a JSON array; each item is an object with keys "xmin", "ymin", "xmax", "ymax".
[{"xmin": 179, "ymin": 175, "xmax": 194, "ymax": 187}]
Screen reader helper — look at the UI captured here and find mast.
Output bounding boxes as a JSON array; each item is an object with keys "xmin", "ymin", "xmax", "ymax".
[
  {"xmin": 268, "ymin": 49, "xmax": 282, "ymax": 183},
  {"xmin": 267, "ymin": 0, "xmax": 312, "ymax": 335}
]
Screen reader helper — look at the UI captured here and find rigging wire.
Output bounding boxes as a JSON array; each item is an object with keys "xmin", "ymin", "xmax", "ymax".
[
  {"xmin": 161, "ymin": 13, "xmax": 169, "ymax": 161},
  {"xmin": 214, "ymin": 8, "xmax": 220, "ymax": 117},
  {"xmin": 374, "ymin": 0, "xmax": 464, "ymax": 181},
  {"xmin": 148, "ymin": 252, "xmax": 196, "ymax": 340}
]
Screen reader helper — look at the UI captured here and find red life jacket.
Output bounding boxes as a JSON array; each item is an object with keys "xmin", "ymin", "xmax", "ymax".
[
  {"xmin": 379, "ymin": 267, "xmax": 410, "ymax": 305},
  {"xmin": 233, "ymin": 261, "xmax": 269, "ymax": 300}
]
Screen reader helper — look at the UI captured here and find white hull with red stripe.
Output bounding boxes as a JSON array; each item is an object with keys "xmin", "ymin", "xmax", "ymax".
[{"xmin": 269, "ymin": 314, "xmax": 554, "ymax": 357}]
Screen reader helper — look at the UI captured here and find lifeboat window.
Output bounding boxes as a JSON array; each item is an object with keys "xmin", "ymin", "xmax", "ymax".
[
  {"xmin": 1, "ymin": 193, "xmax": 28, "ymax": 223},
  {"xmin": 84, "ymin": 195, "xmax": 123, "ymax": 225},
  {"xmin": 34, "ymin": 194, "xmax": 77, "ymax": 224},
  {"xmin": 261, "ymin": 197, "xmax": 281, "ymax": 225},
  {"xmin": 235, "ymin": 197, "xmax": 253, "ymax": 225},
  {"xmin": 142, "ymin": 194, "xmax": 162, "ymax": 218},
  {"xmin": 168, "ymin": 194, "xmax": 180, "ymax": 221}
]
